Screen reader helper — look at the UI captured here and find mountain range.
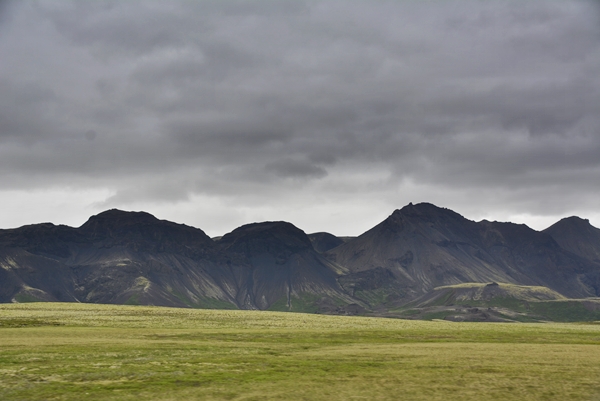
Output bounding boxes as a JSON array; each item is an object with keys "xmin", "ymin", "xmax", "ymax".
[{"xmin": 1, "ymin": 203, "xmax": 599, "ymax": 321}]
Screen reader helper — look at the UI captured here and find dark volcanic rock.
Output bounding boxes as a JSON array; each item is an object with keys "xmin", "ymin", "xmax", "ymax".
[
  {"xmin": 79, "ymin": 209, "xmax": 217, "ymax": 258},
  {"xmin": 216, "ymin": 222, "xmax": 353, "ymax": 310},
  {"xmin": 0, "ymin": 210, "xmax": 234, "ymax": 307},
  {"xmin": 544, "ymin": 217, "xmax": 600, "ymax": 262},
  {"xmin": 3, "ymin": 204, "xmax": 600, "ymax": 318},
  {"xmin": 0, "ymin": 213, "xmax": 355, "ymax": 311},
  {"xmin": 219, "ymin": 221, "xmax": 313, "ymax": 263},
  {"xmin": 0, "ymin": 223, "xmax": 85, "ymax": 259},
  {"xmin": 308, "ymin": 232, "xmax": 345, "ymax": 253},
  {"xmin": 327, "ymin": 202, "xmax": 600, "ymax": 299}
]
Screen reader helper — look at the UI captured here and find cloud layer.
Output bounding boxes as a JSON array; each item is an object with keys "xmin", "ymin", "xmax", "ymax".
[{"xmin": 1, "ymin": 0, "xmax": 599, "ymax": 235}]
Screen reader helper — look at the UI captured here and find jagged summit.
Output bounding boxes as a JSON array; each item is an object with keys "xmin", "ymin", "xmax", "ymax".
[
  {"xmin": 544, "ymin": 215, "xmax": 600, "ymax": 262},
  {"xmin": 326, "ymin": 202, "xmax": 600, "ymax": 299},
  {"xmin": 393, "ymin": 202, "xmax": 466, "ymax": 220},
  {"xmin": 544, "ymin": 216, "xmax": 598, "ymax": 241},
  {"xmin": 548, "ymin": 216, "xmax": 591, "ymax": 228},
  {"xmin": 373, "ymin": 202, "xmax": 474, "ymax": 238}
]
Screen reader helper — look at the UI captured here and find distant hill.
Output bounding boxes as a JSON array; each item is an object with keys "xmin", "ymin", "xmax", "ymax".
[
  {"xmin": 307, "ymin": 232, "xmax": 345, "ymax": 253},
  {"xmin": 396, "ymin": 282, "xmax": 600, "ymax": 322},
  {"xmin": 413, "ymin": 282, "xmax": 566, "ymax": 306},
  {"xmin": 2, "ymin": 203, "xmax": 600, "ymax": 321}
]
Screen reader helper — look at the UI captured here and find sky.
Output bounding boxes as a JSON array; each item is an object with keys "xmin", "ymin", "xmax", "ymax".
[{"xmin": 0, "ymin": 0, "xmax": 599, "ymax": 237}]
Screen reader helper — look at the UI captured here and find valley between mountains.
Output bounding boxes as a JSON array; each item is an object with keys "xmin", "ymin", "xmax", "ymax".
[{"xmin": 1, "ymin": 202, "xmax": 600, "ymax": 322}]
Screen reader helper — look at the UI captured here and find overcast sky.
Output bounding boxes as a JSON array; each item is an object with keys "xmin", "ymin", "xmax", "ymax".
[{"xmin": 0, "ymin": 0, "xmax": 599, "ymax": 236}]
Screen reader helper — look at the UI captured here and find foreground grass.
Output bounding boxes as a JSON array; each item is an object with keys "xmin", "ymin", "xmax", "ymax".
[{"xmin": 1, "ymin": 303, "xmax": 600, "ymax": 400}]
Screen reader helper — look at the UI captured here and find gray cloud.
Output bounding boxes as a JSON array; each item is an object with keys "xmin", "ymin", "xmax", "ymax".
[
  {"xmin": 0, "ymin": 0, "xmax": 599, "ymax": 234},
  {"xmin": 265, "ymin": 158, "xmax": 328, "ymax": 179}
]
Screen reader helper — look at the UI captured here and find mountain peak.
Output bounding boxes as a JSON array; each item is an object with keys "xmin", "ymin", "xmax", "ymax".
[
  {"xmin": 218, "ymin": 221, "xmax": 313, "ymax": 254},
  {"xmin": 76, "ymin": 209, "xmax": 216, "ymax": 255},
  {"xmin": 543, "ymin": 216, "xmax": 600, "ymax": 262},
  {"xmin": 543, "ymin": 216, "xmax": 597, "ymax": 236},
  {"xmin": 389, "ymin": 202, "xmax": 465, "ymax": 222},
  {"xmin": 84, "ymin": 209, "xmax": 157, "ymax": 223},
  {"xmin": 397, "ymin": 202, "xmax": 454, "ymax": 214},
  {"xmin": 79, "ymin": 209, "xmax": 159, "ymax": 230},
  {"xmin": 553, "ymin": 216, "xmax": 591, "ymax": 227}
]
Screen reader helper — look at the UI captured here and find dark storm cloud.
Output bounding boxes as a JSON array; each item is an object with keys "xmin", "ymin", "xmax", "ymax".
[
  {"xmin": 1, "ymin": 0, "xmax": 600, "ymax": 233},
  {"xmin": 265, "ymin": 158, "xmax": 328, "ymax": 179},
  {"xmin": 44, "ymin": 2, "xmax": 191, "ymax": 56},
  {"xmin": 0, "ymin": 79, "xmax": 58, "ymax": 142}
]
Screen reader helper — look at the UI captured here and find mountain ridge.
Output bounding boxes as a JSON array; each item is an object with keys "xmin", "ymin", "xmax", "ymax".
[
  {"xmin": 326, "ymin": 203, "xmax": 600, "ymax": 300},
  {"xmin": 1, "ymin": 203, "xmax": 600, "ymax": 321}
]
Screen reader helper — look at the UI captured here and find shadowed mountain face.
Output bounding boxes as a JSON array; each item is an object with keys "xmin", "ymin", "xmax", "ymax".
[
  {"xmin": 325, "ymin": 203, "xmax": 600, "ymax": 300},
  {"xmin": 307, "ymin": 232, "xmax": 345, "ymax": 253},
  {"xmin": 79, "ymin": 210, "xmax": 218, "ymax": 258},
  {"xmin": 2, "ymin": 204, "xmax": 600, "ymax": 319},
  {"xmin": 0, "ymin": 212, "xmax": 352, "ymax": 312},
  {"xmin": 544, "ymin": 217, "xmax": 600, "ymax": 263},
  {"xmin": 216, "ymin": 222, "xmax": 353, "ymax": 311},
  {"xmin": 0, "ymin": 210, "xmax": 235, "ymax": 308}
]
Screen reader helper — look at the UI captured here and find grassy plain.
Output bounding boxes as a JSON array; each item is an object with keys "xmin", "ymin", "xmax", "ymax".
[{"xmin": 1, "ymin": 303, "xmax": 600, "ymax": 400}]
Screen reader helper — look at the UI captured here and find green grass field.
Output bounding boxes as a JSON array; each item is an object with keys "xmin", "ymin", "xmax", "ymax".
[{"xmin": 1, "ymin": 303, "xmax": 600, "ymax": 400}]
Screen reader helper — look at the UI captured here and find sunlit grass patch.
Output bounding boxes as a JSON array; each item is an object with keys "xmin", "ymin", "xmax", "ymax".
[{"xmin": 0, "ymin": 303, "xmax": 599, "ymax": 400}]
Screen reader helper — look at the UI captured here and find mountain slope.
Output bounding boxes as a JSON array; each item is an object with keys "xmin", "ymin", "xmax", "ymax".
[
  {"xmin": 326, "ymin": 203, "xmax": 600, "ymax": 300},
  {"xmin": 307, "ymin": 232, "xmax": 345, "ymax": 253},
  {"xmin": 0, "ymin": 210, "xmax": 237, "ymax": 308},
  {"xmin": 216, "ymin": 222, "xmax": 355, "ymax": 312},
  {"xmin": 0, "ymin": 211, "xmax": 358, "ymax": 312},
  {"xmin": 2, "ymin": 204, "xmax": 600, "ymax": 320},
  {"xmin": 544, "ymin": 217, "xmax": 600, "ymax": 263}
]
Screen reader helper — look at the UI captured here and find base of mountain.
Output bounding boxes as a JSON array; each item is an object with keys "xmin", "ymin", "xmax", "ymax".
[
  {"xmin": 10, "ymin": 281, "xmax": 600, "ymax": 323},
  {"xmin": 369, "ymin": 282, "xmax": 600, "ymax": 322},
  {"xmin": 269, "ymin": 282, "xmax": 600, "ymax": 323}
]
